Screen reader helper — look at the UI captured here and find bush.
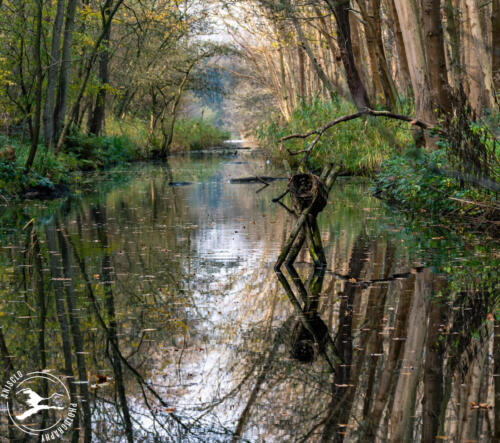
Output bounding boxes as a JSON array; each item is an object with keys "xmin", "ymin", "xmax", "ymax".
[
  {"xmin": 172, "ymin": 118, "xmax": 230, "ymax": 151},
  {"xmin": 65, "ymin": 129, "xmax": 138, "ymax": 168},
  {"xmin": 373, "ymin": 148, "xmax": 493, "ymax": 217}
]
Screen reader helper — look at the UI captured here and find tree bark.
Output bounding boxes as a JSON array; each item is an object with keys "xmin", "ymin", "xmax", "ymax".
[
  {"xmin": 323, "ymin": 0, "xmax": 372, "ymax": 109},
  {"xmin": 388, "ymin": 0, "xmax": 412, "ymax": 94},
  {"xmin": 393, "ymin": 0, "xmax": 437, "ymax": 133},
  {"xmin": 54, "ymin": 0, "xmax": 78, "ymax": 142},
  {"xmin": 286, "ymin": 5, "xmax": 336, "ymax": 99},
  {"xmin": 422, "ymin": 0, "xmax": 451, "ymax": 113},
  {"xmin": 43, "ymin": 0, "xmax": 65, "ymax": 148},
  {"xmin": 462, "ymin": 0, "xmax": 495, "ymax": 111},
  {"xmin": 88, "ymin": 2, "xmax": 112, "ymax": 135},
  {"xmin": 56, "ymin": 0, "xmax": 125, "ymax": 152},
  {"xmin": 24, "ymin": 0, "xmax": 43, "ymax": 173},
  {"xmin": 493, "ymin": 0, "xmax": 500, "ymax": 91}
]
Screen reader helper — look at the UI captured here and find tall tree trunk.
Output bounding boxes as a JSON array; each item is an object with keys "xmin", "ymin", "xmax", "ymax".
[
  {"xmin": 393, "ymin": 0, "xmax": 436, "ymax": 130},
  {"xmin": 388, "ymin": 0, "xmax": 412, "ymax": 95},
  {"xmin": 43, "ymin": 0, "xmax": 65, "ymax": 148},
  {"xmin": 444, "ymin": 0, "xmax": 462, "ymax": 88},
  {"xmin": 285, "ymin": 5, "xmax": 336, "ymax": 99},
  {"xmin": 359, "ymin": 0, "xmax": 385, "ymax": 103},
  {"xmin": 89, "ymin": 3, "xmax": 112, "ymax": 135},
  {"xmin": 298, "ymin": 44, "xmax": 305, "ymax": 98},
  {"xmin": 323, "ymin": 0, "xmax": 372, "ymax": 109},
  {"xmin": 493, "ymin": 0, "xmax": 500, "ymax": 92},
  {"xmin": 462, "ymin": 0, "xmax": 495, "ymax": 111},
  {"xmin": 422, "ymin": 0, "xmax": 451, "ymax": 113},
  {"xmin": 56, "ymin": 0, "xmax": 125, "ymax": 152},
  {"xmin": 25, "ymin": 0, "xmax": 43, "ymax": 173},
  {"xmin": 54, "ymin": 0, "xmax": 78, "ymax": 143}
]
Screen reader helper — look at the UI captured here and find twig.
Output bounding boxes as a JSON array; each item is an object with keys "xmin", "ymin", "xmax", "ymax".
[
  {"xmin": 449, "ymin": 196, "xmax": 500, "ymax": 210},
  {"xmin": 256, "ymin": 183, "xmax": 269, "ymax": 194},
  {"xmin": 272, "ymin": 188, "xmax": 289, "ymax": 203}
]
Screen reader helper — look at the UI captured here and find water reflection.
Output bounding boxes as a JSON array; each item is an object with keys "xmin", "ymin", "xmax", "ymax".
[{"xmin": 0, "ymin": 153, "xmax": 498, "ymax": 442}]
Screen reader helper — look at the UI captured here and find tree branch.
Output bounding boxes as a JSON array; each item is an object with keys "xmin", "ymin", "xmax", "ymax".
[{"xmin": 279, "ymin": 108, "xmax": 441, "ymax": 165}]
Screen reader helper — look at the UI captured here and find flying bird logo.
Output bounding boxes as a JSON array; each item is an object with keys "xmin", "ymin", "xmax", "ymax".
[{"xmin": 15, "ymin": 388, "xmax": 65, "ymax": 421}]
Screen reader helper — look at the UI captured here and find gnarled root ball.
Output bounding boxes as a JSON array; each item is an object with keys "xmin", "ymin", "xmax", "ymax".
[
  {"xmin": 288, "ymin": 173, "xmax": 328, "ymax": 215},
  {"xmin": 289, "ymin": 313, "xmax": 329, "ymax": 363}
]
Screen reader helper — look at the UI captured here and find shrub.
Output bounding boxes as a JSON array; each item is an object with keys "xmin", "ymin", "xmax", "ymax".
[{"xmin": 373, "ymin": 148, "xmax": 493, "ymax": 217}]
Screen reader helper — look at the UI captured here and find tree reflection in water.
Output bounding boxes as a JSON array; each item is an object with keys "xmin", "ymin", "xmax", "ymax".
[{"xmin": 0, "ymin": 155, "xmax": 497, "ymax": 442}]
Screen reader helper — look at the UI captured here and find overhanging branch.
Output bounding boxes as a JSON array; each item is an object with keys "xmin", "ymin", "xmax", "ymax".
[{"xmin": 279, "ymin": 108, "xmax": 441, "ymax": 166}]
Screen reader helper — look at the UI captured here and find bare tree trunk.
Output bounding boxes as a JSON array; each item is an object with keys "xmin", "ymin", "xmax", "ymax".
[
  {"xmin": 298, "ymin": 44, "xmax": 305, "ymax": 99},
  {"xmin": 388, "ymin": 0, "xmax": 412, "ymax": 94},
  {"xmin": 444, "ymin": 0, "xmax": 462, "ymax": 88},
  {"xmin": 323, "ymin": 0, "xmax": 372, "ymax": 109},
  {"xmin": 393, "ymin": 0, "xmax": 434, "ymax": 123},
  {"xmin": 88, "ymin": 2, "xmax": 112, "ymax": 135},
  {"xmin": 285, "ymin": 5, "xmax": 336, "ymax": 99},
  {"xmin": 359, "ymin": 0, "xmax": 385, "ymax": 103},
  {"xmin": 462, "ymin": 0, "xmax": 495, "ymax": 111},
  {"xmin": 24, "ymin": 0, "xmax": 43, "ymax": 173},
  {"xmin": 493, "ymin": 0, "xmax": 500, "ymax": 92},
  {"xmin": 422, "ymin": 0, "xmax": 451, "ymax": 113},
  {"xmin": 43, "ymin": 0, "xmax": 65, "ymax": 148},
  {"xmin": 54, "ymin": 0, "xmax": 78, "ymax": 142}
]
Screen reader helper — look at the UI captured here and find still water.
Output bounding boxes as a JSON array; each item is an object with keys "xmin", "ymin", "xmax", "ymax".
[{"xmin": 0, "ymin": 151, "xmax": 498, "ymax": 442}]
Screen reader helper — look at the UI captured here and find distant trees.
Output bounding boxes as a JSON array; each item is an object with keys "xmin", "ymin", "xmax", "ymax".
[{"xmin": 227, "ymin": 0, "xmax": 498, "ymax": 146}]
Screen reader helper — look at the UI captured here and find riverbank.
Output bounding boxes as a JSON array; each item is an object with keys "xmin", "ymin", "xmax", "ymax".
[
  {"xmin": 0, "ymin": 117, "xmax": 230, "ymax": 202},
  {"xmin": 258, "ymin": 99, "xmax": 499, "ymax": 238}
]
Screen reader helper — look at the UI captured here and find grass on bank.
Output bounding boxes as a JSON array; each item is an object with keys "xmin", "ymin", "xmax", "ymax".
[
  {"xmin": 0, "ymin": 115, "xmax": 230, "ymax": 200},
  {"xmin": 258, "ymin": 98, "xmax": 499, "ymax": 233},
  {"xmin": 257, "ymin": 97, "xmax": 414, "ymax": 175}
]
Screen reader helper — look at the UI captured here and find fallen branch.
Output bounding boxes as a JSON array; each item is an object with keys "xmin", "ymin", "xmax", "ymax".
[
  {"xmin": 448, "ymin": 196, "xmax": 500, "ymax": 210},
  {"xmin": 279, "ymin": 108, "xmax": 440, "ymax": 166}
]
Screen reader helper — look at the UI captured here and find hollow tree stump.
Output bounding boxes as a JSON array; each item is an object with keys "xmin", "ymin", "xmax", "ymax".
[{"xmin": 288, "ymin": 173, "xmax": 328, "ymax": 215}]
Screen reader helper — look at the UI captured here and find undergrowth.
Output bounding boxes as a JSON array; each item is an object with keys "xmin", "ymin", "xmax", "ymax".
[
  {"xmin": 257, "ymin": 98, "xmax": 414, "ymax": 174},
  {"xmin": 0, "ymin": 115, "xmax": 230, "ymax": 201}
]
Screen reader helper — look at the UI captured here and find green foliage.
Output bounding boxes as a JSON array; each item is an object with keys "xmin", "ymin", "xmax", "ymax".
[
  {"xmin": 65, "ymin": 128, "xmax": 138, "ymax": 169},
  {"xmin": 257, "ymin": 98, "xmax": 413, "ymax": 174},
  {"xmin": 373, "ymin": 149, "xmax": 496, "ymax": 217},
  {"xmin": 171, "ymin": 118, "xmax": 230, "ymax": 151},
  {"xmin": 108, "ymin": 114, "xmax": 230, "ymax": 153}
]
